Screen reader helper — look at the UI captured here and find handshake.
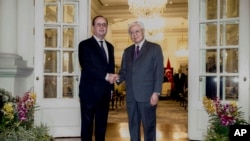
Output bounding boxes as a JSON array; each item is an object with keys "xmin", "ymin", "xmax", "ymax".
[{"xmin": 107, "ymin": 73, "xmax": 120, "ymax": 84}]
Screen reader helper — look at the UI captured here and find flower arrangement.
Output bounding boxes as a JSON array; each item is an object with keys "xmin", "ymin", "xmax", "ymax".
[
  {"xmin": 0, "ymin": 88, "xmax": 52, "ymax": 141},
  {"xmin": 203, "ymin": 96, "xmax": 249, "ymax": 141}
]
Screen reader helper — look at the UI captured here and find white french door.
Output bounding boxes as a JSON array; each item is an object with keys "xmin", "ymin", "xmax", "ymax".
[
  {"xmin": 34, "ymin": 0, "xmax": 89, "ymax": 137},
  {"xmin": 188, "ymin": 0, "xmax": 250, "ymax": 140}
]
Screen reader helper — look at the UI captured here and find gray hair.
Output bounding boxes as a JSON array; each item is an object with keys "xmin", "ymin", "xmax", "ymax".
[{"xmin": 128, "ymin": 21, "xmax": 145, "ymax": 33}]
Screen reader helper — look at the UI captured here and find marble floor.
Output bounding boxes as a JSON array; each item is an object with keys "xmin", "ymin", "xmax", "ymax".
[{"xmin": 54, "ymin": 122, "xmax": 188, "ymax": 141}]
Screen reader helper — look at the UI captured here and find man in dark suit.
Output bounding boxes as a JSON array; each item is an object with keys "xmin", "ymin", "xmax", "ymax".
[
  {"xmin": 116, "ymin": 21, "xmax": 164, "ymax": 141},
  {"xmin": 173, "ymin": 68, "xmax": 186, "ymax": 101},
  {"xmin": 78, "ymin": 15, "xmax": 115, "ymax": 141}
]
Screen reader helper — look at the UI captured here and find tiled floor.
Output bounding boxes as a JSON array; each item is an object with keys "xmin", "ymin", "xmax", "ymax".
[{"xmin": 54, "ymin": 122, "xmax": 188, "ymax": 141}]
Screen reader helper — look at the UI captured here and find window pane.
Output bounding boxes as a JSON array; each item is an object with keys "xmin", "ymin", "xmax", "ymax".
[
  {"xmin": 44, "ymin": 76, "xmax": 57, "ymax": 98},
  {"xmin": 63, "ymin": 28, "xmax": 75, "ymax": 48},
  {"xmin": 44, "ymin": 4, "xmax": 58, "ymax": 23},
  {"xmin": 45, "ymin": 28, "xmax": 58, "ymax": 48},
  {"xmin": 44, "ymin": 51, "xmax": 58, "ymax": 73},
  {"xmin": 220, "ymin": 49, "xmax": 238, "ymax": 73},
  {"xmin": 63, "ymin": 76, "xmax": 74, "ymax": 98},
  {"xmin": 207, "ymin": 23, "xmax": 217, "ymax": 46},
  {"xmin": 223, "ymin": 76, "xmax": 238, "ymax": 100},
  {"xmin": 200, "ymin": 23, "xmax": 217, "ymax": 47},
  {"xmin": 206, "ymin": 50, "xmax": 217, "ymax": 73},
  {"xmin": 200, "ymin": 0, "xmax": 218, "ymax": 20},
  {"xmin": 200, "ymin": 76, "xmax": 219, "ymax": 99},
  {"xmin": 63, "ymin": 51, "xmax": 74, "ymax": 73},
  {"xmin": 220, "ymin": 22, "xmax": 239, "ymax": 46},
  {"xmin": 220, "ymin": 0, "xmax": 239, "ymax": 18},
  {"xmin": 63, "ymin": 4, "xmax": 76, "ymax": 23}
]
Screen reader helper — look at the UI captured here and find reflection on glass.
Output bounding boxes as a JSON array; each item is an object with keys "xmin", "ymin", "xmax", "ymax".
[
  {"xmin": 220, "ymin": 0, "xmax": 239, "ymax": 18},
  {"xmin": 63, "ymin": 28, "xmax": 74, "ymax": 48},
  {"xmin": 206, "ymin": 50, "xmax": 217, "ymax": 73},
  {"xmin": 44, "ymin": 4, "xmax": 58, "ymax": 23},
  {"xmin": 206, "ymin": 0, "xmax": 217, "ymax": 19},
  {"xmin": 45, "ymin": 28, "xmax": 58, "ymax": 48},
  {"xmin": 63, "ymin": 51, "xmax": 74, "ymax": 73},
  {"xmin": 220, "ymin": 76, "xmax": 238, "ymax": 100},
  {"xmin": 220, "ymin": 23, "xmax": 239, "ymax": 46},
  {"xmin": 206, "ymin": 24, "xmax": 217, "ymax": 46},
  {"xmin": 200, "ymin": 76, "xmax": 218, "ymax": 99},
  {"xmin": 63, "ymin": 76, "xmax": 74, "ymax": 98},
  {"xmin": 220, "ymin": 49, "xmax": 238, "ymax": 73},
  {"xmin": 63, "ymin": 4, "xmax": 75, "ymax": 23},
  {"xmin": 44, "ymin": 51, "xmax": 58, "ymax": 73},
  {"xmin": 206, "ymin": 76, "xmax": 217, "ymax": 99},
  {"xmin": 44, "ymin": 76, "xmax": 57, "ymax": 98}
]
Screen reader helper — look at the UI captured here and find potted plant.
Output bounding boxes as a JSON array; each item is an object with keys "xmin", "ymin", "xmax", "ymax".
[
  {"xmin": 203, "ymin": 96, "xmax": 249, "ymax": 141},
  {"xmin": 0, "ymin": 88, "xmax": 53, "ymax": 141}
]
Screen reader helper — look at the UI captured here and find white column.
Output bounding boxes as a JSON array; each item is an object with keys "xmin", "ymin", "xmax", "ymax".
[
  {"xmin": 0, "ymin": 0, "xmax": 33, "ymax": 78},
  {"xmin": 0, "ymin": 0, "xmax": 17, "ymax": 53}
]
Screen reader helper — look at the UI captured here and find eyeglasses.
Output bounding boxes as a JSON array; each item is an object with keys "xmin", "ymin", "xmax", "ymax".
[
  {"xmin": 95, "ymin": 23, "xmax": 108, "ymax": 27},
  {"xmin": 129, "ymin": 30, "xmax": 142, "ymax": 35}
]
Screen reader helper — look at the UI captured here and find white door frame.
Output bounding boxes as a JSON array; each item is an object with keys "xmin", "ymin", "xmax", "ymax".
[
  {"xmin": 34, "ymin": 0, "xmax": 90, "ymax": 137},
  {"xmin": 188, "ymin": 0, "xmax": 250, "ymax": 140}
]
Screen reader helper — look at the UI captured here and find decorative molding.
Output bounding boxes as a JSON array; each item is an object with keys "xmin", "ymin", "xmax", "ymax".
[{"xmin": 0, "ymin": 53, "xmax": 33, "ymax": 77}]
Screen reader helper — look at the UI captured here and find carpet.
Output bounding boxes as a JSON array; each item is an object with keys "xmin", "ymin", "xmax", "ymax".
[{"xmin": 108, "ymin": 99, "xmax": 188, "ymax": 124}]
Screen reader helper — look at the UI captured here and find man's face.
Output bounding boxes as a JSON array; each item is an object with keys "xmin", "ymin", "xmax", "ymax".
[
  {"xmin": 129, "ymin": 25, "xmax": 144, "ymax": 44},
  {"xmin": 93, "ymin": 17, "xmax": 108, "ymax": 39}
]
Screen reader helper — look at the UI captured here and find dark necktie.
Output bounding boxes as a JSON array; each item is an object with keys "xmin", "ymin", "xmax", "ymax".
[
  {"xmin": 99, "ymin": 41, "xmax": 107, "ymax": 62},
  {"xmin": 134, "ymin": 45, "xmax": 139, "ymax": 60}
]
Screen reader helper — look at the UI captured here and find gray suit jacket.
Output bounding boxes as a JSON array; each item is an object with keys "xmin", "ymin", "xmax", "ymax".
[{"xmin": 118, "ymin": 40, "xmax": 164, "ymax": 102}]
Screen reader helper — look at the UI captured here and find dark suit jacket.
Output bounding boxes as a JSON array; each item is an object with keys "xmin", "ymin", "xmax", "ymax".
[
  {"xmin": 78, "ymin": 36, "xmax": 115, "ymax": 102},
  {"xmin": 118, "ymin": 40, "xmax": 164, "ymax": 102},
  {"xmin": 173, "ymin": 73, "xmax": 186, "ymax": 93}
]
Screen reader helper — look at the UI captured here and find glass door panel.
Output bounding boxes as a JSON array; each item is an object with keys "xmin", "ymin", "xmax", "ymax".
[
  {"xmin": 200, "ymin": 49, "xmax": 217, "ymax": 73},
  {"xmin": 200, "ymin": 23, "xmax": 217, "ymax": 47},
  {"xmin": 63, "ymin": 4, "xmax": 77, "ymax": 23},
  {"xmin": 44, "ymin": 51, "xmax": 58, "ymax": 73},
  {"xmin": 200, "ymin": 0, "xmax": 217, "ymax": 20},
  {"xmin": 219, "ymin": 21, "xmax": 239, "ymax": 46},
  {"xmin": 44, "ymin": 76, "xmax": 57, "ymax": 98},
  {"xmin": 44, "ymin": 0, "xmax": 79, "ymax": 99},
  {"xmin": 63, "ymin": 76, "xmax": 74, "ymax": 98},
  {"xmin": 220, "ymin": 76, "xmax": 238, "ymax": 100},
  {"xmin": 45, "ymin": 28, "xmax": 58, "ymax": 48},
  {"xmin": 220, "ymin": 49, "xmax": 238, "ymax": 73},
  {"xmin": 62, "ymin": 51, "xmax": 74, "ymax": 73},
  {"xmin": 220, "ymin": 0, "xmax": 239, "ymax": 18},
  {"xmin": 63, "ymin": 27, "xmax": 77, "ymax": 48},
  {"xmin": 199, "ymin": 0, "xmax": 239, "ymax": 101},
  {"xmin": 44, "ymin": 4, "xmax": 58, "ymax": 23}
]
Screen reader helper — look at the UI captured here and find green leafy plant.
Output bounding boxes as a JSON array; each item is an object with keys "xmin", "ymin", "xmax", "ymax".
[
  {"xmin": 203, "ymin": 96, "xmax": 249, "ymax": 141},
  {"xmin": 0, "ymin": 88, "xmax": 53, "ymax": 141}
]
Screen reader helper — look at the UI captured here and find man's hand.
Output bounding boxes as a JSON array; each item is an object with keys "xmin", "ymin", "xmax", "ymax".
[
  {"xmin": 107, "ymin": 73, "xmax": 115, "ymax": 84},
  {"xmin": 150, "ymin": 93, "xmax": 159, "ymax": 106}
]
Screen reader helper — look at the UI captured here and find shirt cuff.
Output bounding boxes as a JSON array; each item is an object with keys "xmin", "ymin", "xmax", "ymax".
[
  {"xmin": 105, "ymin": 73, "xmax": 109, "ymax": 81},
  {"xmin": 154, "ymin": 92, "xmax": 160, "ymax": 95}
]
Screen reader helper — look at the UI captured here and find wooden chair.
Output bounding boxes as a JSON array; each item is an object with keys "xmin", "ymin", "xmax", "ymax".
[{"xmin": 159, "ymin": 82, "xmax": 171, "ymax": 100}]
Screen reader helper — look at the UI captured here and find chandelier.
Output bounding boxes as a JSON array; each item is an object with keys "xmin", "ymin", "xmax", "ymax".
[
  {"xmin": 138, "ymin": 16, "xmax": 165, "ymax": 41},
  {"xmin": 128, "ymin": 0, "xmax": 168, "ymax": 18},
  {"xmin": 175, "ymin": 22, "xmax": 188, "ymax": 57}
]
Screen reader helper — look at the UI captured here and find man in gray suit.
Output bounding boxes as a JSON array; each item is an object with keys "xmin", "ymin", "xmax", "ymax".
[{"xmin": 116, "ymin": 21, "xmax": 164, "ymax": 141}]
